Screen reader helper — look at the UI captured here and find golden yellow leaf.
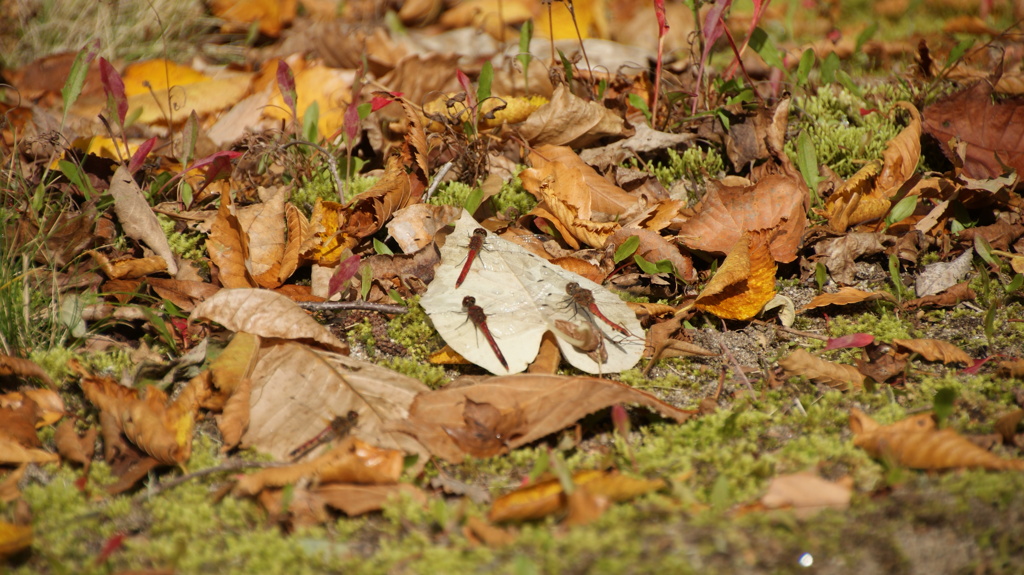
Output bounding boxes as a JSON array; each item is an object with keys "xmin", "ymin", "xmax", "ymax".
[
  {"xmin": 0, "ymin": 521, "xmax": 32, "ymax": 559},
  {"xmin": 694, "ymin": 231, "xmax": 777, "ymax": 320},
  {"xmin": 299, "ymin": 199, "xmax": 348, "ymax": 265},
  {"xmin": 263, "ymin": 62, "xmax": 352, "ymax": 138}
]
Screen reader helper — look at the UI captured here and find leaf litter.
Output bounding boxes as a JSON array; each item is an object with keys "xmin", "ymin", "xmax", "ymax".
[{"xmin": 3, "ymin": 1, "xmax": 1024, "ymax": 570}]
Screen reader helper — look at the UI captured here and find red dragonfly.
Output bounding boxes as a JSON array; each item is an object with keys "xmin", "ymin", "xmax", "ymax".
[
  {"xmin": 288, "ymin": 410, "xmax": 359, "ymax": 460},
  {"xmin": 564, "ymin": 282, "xmax": 632, "ymax": 337},
  {"xmin": 456, "ymin": 227, "xmax": 488, "ymax": 288},
  {"xmin": 462, "ymin": 295, "xmax": 509, "ymax": 370}
]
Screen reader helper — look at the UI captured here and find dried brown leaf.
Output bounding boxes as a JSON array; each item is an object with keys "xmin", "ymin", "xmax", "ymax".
[
  {"xmin": 392, "ymin": 374, "xmax": 694, "ymax": 463},
  {"xmin": 218, "ymin": 377, "xmax": 251, "ymax": 451},
  {"xmin": 108, "ymin": 165, "xmax": 178, "ymax": 276},
  {"xmin": 760, "ymin": 471, "xmax": 852, "ymax": 518},
  {"xmin": 314, "ymin": 483, "xmax": 427, "ymax": 516},
  {"xmin": 891, "ymin": 338, "xmax": 972, "ymax": 364},
  {"xmin": 799, "ymin": 287, "xmax": 896, "ymax": 312},
  {"xmin": 0, "ymin": 353, "xmax": 54, "ymax": 387},
  {"xmin": 850, "ymin": 409, "xmax": 1024, "ymax": 470},
  {"xmin": 694, "ymin": 230, "xmax": 777, "ymax": 321},
  {"xmin": 519, "ymin": 85, "xmax": 626, "ymax": 148},
  {"xmin": 778, "ymin": 349, "xmax": 864, "ymax": 391},
  {"xmin": 189, "ymin": 288, "xmax": 348, "ymax": 354},
  {"xmin": 54, "ymin": 420, "xmax": 94, "ymax": 467},
  {"xmin": 675, "ymin": 174, "xmax": 807, "ymax": 263}
]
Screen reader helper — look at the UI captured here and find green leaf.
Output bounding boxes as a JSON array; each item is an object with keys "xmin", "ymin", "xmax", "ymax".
[
  {"xmin": 974, "ymin": 234, "xmax": 998, "ymax": 266},
  {"xmin": 725, "ymin": 89, "xmax": 755, "ymax": 106},
  {"xmin": 885, "ymin": 195, "xmax": 918, "ymax": 226},
  {"xmin": 932, "ymin": 388, "xmax": 957, "ymax": 427},
  {"xmin": 388, "ymin": 289, "xmax": 406, "ymax": 305},
  {"xmin": 815, "ymin": 262, "xmax": 828, "ymax": 292},
  {"xmin": 463, "ymin": 185, "xmax": 485, "ymax": 215},
  {"xmin": 373, "ymin": 238, "xmax": 393, "ymax": 256},
  {"xmin": 946, "ymin": 38, "xmax": 974, "ymax": 67},
  {"xmin": 518, "ymin": 21, "xmax": 533, "ymax": 72},
  {"xmin": 748, "ymin": 27, "xmax": 785, "ymax": 71},
  {"xmin": 357, "ymin": 102, "xmax": 373, "ymax": 121},
  {"xmin": 855, "ymin": 22, "xmax": 878, "ymax": 53},
  {"xmin": 597, "ymin": 78, "xmax": 608, "ymax": 100},
  {"xmin": 795, "ymin": 131, "xmax": 820, "ymax": 204},
  {"xmin": 359, "ymin": 263, "xmax": 373, "ymax": 300},
  {"xmin": 181, "ymin": 111, "xmax": 199, "ymax": 168},
  {"xmin": 627, "ymin": 93, "xmax": 651, "ymax": 124},
  {"xmin": 1006, "ymin": 273, "xmax": 1024, "ymax": 294},
  {"xmin": 57, "ymin": 159, "xmax": 96, "ymax": 200},
  {"xmin": 528, "ymin": 449, "xmax": 550, "ymax": 483},
  {"xmin": 477, "ymin": 61, "xmax": 493, "ymax": 104},
  {"xmin": 557, "ymin": 49, "xmax": 574, "ymax": 84},
  {"xmin": 821, "ymin": 52, "xmax": 840, "ymax": 85},
  {"xmin": 835, "ymin": 70, "xmax": 862, "ymax": 99},
  {"xmin": 61, "ymin": 41, "xmax": 98, "ymax": 128},
  {"xmin": 984, "ymin": 299, "xmax": 998, "ymax": 343},
  {"xmin": 614, "ymin": 236, "xmax": 640, "ymax": 264},
  {"xmin": 303, "ymin": 101, "xmax": 320, "ymax": 142},
  {"xmin": 634, "ymin": 254, "xmax": 675, "ymax": 276},
  {"xmin": 796, "ymin": 48, "xmax": 815, "ymax": 88},
  {"xmin": 180, "ymin": 182, "xmax": 193, "ymax": 207},
  {"xmin": 888, "ymin": 253, "xmax": 909, "ymax": 301}
]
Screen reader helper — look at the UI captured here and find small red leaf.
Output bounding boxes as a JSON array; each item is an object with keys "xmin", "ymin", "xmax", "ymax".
[
  {"xmin": 276, "ymin": 60, "xmax": 297, "ymax": 119},
  {"xmin": 370, "ymin": 92, "xmax": 401, "ymax": 112},
  {"xmin": 95, "ymin": 533, "xmax": 126, "ymax": 564},
  {"xmin": 128, "ymin": 136, "xmax": 158, "ymax": 175},
  {"xmin": 654, "ymin": 0, "xmax": 669, "ymax": 36},
  {"xmin": 824, "ymin": 333, "xmax": 875, "ymax": 350},
  {"xmin": 456, "ymin": 70, "xmax": 475, "ymax": 109},
  {"xmin": 329, "ymin": 254, "xmax": 361, "ymax": 298},
  {"xmin": 99, "ymin": 57, "xmax": 127, "ymax": 125}
]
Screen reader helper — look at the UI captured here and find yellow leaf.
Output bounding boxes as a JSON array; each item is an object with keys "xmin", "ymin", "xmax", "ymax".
[{"xmin": 695, "ymin": 231, "xmax": 777, "ymax": 320}]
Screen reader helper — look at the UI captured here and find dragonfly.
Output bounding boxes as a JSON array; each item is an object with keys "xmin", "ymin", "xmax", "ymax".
[
  {"xmin": 288, "ymin": 410, "xmax": 359, "ymax": 460},
  {"xmin": 462, "ymin": 295, "xmax": 509, "ymax": 371},
  {"xmin": 456, "ymin": 228, "xmax": 488, "ymax": 288},
  {"xmin": 564, "ymin": 282, "xmax": 633, "ymax": 337}
]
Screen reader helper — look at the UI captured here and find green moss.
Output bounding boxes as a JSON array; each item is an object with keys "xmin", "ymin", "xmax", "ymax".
[
  {"xmin": 645, "ymin": 147, "xmax": 725, "ymax": 193},
  {"xmin": 827, "ymin": 309, "xmax": 915, "ymax": 341},
  {"xmin": 289, "ymin": 171, "xmax": 378, "ymax": 216},
  {"xmin": 428, "ymin": 180, "xmax": 476, "ymax": 208},
  {"xmin": 387, "ymin": 299, "xmax": 443, "ymax": 360},
  {"xmin": 158, "ymin": 214, "xmax": 207, "ymax": 261},
  {"xmin": 491, "ymin": 169, "xmax": 537, "ymax": 216},
  {"xmin": 381, "ymin": 356, "xmax": 447, "ymax": 388},
  {"xmin": 785, "ymin": 86, "xmax": 903, "ymax": 178}
]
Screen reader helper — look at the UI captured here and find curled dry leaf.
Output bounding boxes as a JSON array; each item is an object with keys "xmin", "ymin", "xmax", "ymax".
[
  {"xmin": 54, "ymin": 420, "xmax": 96, "ymax": 467},
  {"xmin": 313, "ymin": 483, "xmax": 427, "ymax": 517},
  {"xmin": 108, "ymin": 165, "xmax": 178, "ymax": 276},
  {"xmin": 850, "ymin": 409, "xmax": 1024, "ymax": 471},
  {"xmin": 524, "ymin": 145, "xmax": 639, "ymax": 217},
  {"xmin": 340, "ymin": 151, "xmax": 413, "ymax": 246},
  {"xmin": 675, "ymin": 174, "xmax": 807, "ymax": 263},
  {"xmin": 995, "ymin": 409, "xmax": 1024, "ymax": 445},
  {"xmin": 189, "ymin": 288, "xmax": 348, "ymax": 354},
  {"xmin": 218, "ymin": 377, "xmax": 251, "ymax": 451},
  {"xmin": 891, "ymin": 338, "xmax": 972, "ymax": 364},
  {"xmin": 207, "ymin": 189, "xmax": 254, "ymax": 288},
  {"xmin": 518, "ymin": 84, "xmax": 626, "ymax": 148},
  {"xmin": 387, "ymin": 203, "xmax": 463, "ymax": 254},
  {"xmin": 760, "ymin": 471, "xmax": 852, "ymax": 518},
  {"xmin": 0, "ymin": 465, "xmax": 27, "ymax": 503},
  {"xmin": 0, "ymin": 353, "xmax": 54, "ymax": 388},
  {"xmin": 391, "ymin": 374, "xmax": 695, "ymax": 463},
  {"xmin": 488, "ymin": 469, "xmax": 665, "ymax": 523},
  {"xmin": 777, "ymin": 349, "xmax": 864, "ymax": 391},
  {"xmin": 904, "ymin": 281, "xmax": 976, "ymax": 310},
  {"xmin": 997, "ymin": 359, "xmax": 1024, "ymax": 379},
  {"xmin": 813, "ymin": 232, "xmax": 888, "ymax": 285},
  {"xmin": 799, "ymin": 287, "xmax": 897, "ymax": 312},
  {"xmin": 0, "ymin": 437, "xmax": 58, "ymax": 465},
  {"xmin": 233, "ymin": 437, "xmax": 404, "ymax": 497},
  {"xmin": 694, "ymin": 230, "xmax": 777, "ymax": 321}
]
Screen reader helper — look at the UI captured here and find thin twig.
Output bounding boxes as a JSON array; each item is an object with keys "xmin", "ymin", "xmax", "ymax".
[
  {"xmin": 131, "ymin": 459, "xmax": 285, "ymax": 504},
  {"xmin": 298, "ymin": 301, "xmax": 408, "ymax": 314},
  {"xmin": 424, "ymin": 160, "xmax": 455, "ymax": 202},
  {"xmin": 719, "ymin": 342, "xmax": 755, "ymax": 394}
]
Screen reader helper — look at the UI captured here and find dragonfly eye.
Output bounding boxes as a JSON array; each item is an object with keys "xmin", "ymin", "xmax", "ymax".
[{"xmin": 462, "ymin": 296, "xmax": 476, "ymax": 307}]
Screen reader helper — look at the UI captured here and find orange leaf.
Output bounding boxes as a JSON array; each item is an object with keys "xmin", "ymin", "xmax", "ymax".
[
  {"xmin": 0, "ymin": 521, "xmax": 32, "ymax": 559},
  {"xmin": 694, "ymin": 230, "xmax": 777, "ymax": 321}
]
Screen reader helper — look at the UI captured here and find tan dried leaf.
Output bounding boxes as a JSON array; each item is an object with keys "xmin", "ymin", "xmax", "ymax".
[
  {"xmin": 777, "ymin": 349, "xmax": 864, "ymax": 391},
  {"xmin": 799, "ymin": 287, "xmax": 897, "ymax": 312},
  {"xmin": 392, "ymin": 374, "xmax": 694, "ymax": 463},
  {"xmin": 519, "ymin": 84, "xmax": 626, "ymax": 148},
  {"xmin": 0, "ymin": 354, "xmax": 54, "ymax": 387},
  {"xmin": 54, "ymin": 420, "xmax": 94, "ymax": 467},
  {"xmin": 850, "ymin": 409, "xmax": 1024, "ymax": 470},
  {"xmin": 207, "ymin": 190, "xmax": 255, "ymax": 288},
  {"xmin": 891, "ymin": 338, "xmax": 972, "ymax": 364},
  {"xmin": 189, "ymin": 288, "xmax": 348, "ymax": 354},
  {"xmin": 218, "ymin": 377, "xmax": 251, "ymax": 451},
  {"xmin": 761, "ymin": 471, "xmax": 852, "ymax": 518},
  {"xmin": 108, "ymin": 165, "xmax": 177, "ymax": 275}
]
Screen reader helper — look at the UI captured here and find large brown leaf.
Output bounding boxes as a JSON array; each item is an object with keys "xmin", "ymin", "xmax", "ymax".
[
  {"xmin": 675, "ymin": 174, "xmax": 807, "ymax": 263},
  {"xmin": 519, "ymin": 84, "xmax": 626, "ymax": 148},
  {"xmin": 391, "ymin": 374, "xmax": 695, "ymax": 463},
  {"xmin": 923, "ymin": 81, "xmax": 1024, "ymax": 179},
  {"xmin": 777, "ymin": 349, "xmax": 864, "ymax": 391}
]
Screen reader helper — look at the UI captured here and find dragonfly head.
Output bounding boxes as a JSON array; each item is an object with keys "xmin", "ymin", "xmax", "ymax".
[{"xmin": 462, "ymin": 296, "xmax": 477, "ymax": 308}]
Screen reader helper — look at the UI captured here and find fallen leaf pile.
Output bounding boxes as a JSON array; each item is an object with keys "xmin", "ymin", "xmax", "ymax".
[{"xmin": 2, "ymin": 0, "xmax": 1024, "ymax": 568}]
